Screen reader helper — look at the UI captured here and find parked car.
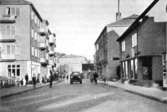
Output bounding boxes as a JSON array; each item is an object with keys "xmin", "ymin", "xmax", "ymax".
[{"xmin": 70, "ymin": 72, "xmax": 82, "ymax": 84}]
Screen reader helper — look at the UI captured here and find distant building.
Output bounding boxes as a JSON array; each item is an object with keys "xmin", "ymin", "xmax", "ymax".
[
  {"xmin": 0, "ymin": 0, "xmax": 56, "ymax": 82},
  {"xmin": 95, "ymin": 15, "xmax": 137, "ymax": 80},
  {"xmin": 56, "ymin": 54, "xmax": 88, "ymax": 75}
]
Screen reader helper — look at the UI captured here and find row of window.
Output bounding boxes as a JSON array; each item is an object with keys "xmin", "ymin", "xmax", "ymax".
[
  {"xmin": 121, "ymin": 33, "xmax": 137, "ymax": 51},
  {"xmin": 3, "ymin": 7, "xmax": 20, "ymax": 17},
  {"xmin": 31, "ymin": 29, "xmax": 41, "ymax": 41},
  {"xmin": 31, "ymin": 47, "xmax": 40, "ymax": 58},
  {"xmin": 0, "ymin": 44, "xmax": 15, "ymax": 57},
  {"xmin": 31, "ymin": 11, "xmax": 41, "ymax": 27},
  {"xmin": 122, "ymin": 59, "xmax": 138, "ymax": 79},
  {"xmin": 0, "ymin": 24, "xmax": 15, "ymax": 36}
]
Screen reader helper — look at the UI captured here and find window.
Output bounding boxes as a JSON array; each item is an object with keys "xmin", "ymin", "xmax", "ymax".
[
  {"xmin": 4, "ymin": 7, "xmax": 20, "ymax": 17},
  {"xmin": 8, "ymin": 64, "xmax": 20, "ymax": 77},
  {"xmin": 0, "ymin": 24, "xmax": 15, "ymax": 36},
  {"xmin": 31, "ymin": 47, "xmax": 34, "ymax": 56},
  {"xmin": 11, "ymin": 45, "xmax": 15, "ymax": 54},
  {"xmin": 35, "ymin": 48, "xmax": 37, "ymax": 57},
  {"xmin": 7, "ymin": 45, "xmax": 10, "ymax": 55},
  {"xmin": 6, "ymin": 45, "xmax": 15, "ymax": 55},
  {"xmin": 31, "ymin": 29, "xmax": 34, "ymax": 38},
  {"xmin": 121, "ymin": 40, "xmax": 125, "ymax": 51},
  {"xmin": 132, "ymin": 33, "xmax": 137, "ymax": 47},
  {"xmin": 31, "ymin": 11, "xmax": 34, "ymax": 20},
  {"xmin": 0, "ymin": 47, "xmax": 1, "ymax": 58},
  {"xmin": 34, "ymin": 31, "xmax": 36, "ymax": 40},
  {"xmin": 4, "ymin": 7, "xmax": 10, "ymax": 16}
]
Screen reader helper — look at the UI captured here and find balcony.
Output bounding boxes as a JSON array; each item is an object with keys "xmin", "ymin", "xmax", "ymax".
[
  {"xmin": 38, "ymin": 42, "xmax": 47, "ymax": 50},
  {"xmin": 0, "ymin": 55, "xmax": 16, "ymax": 62},
  {"xmin": 40, "ymin": 58, "xmax": 48, "ymax": 66},
  {"xmin": 48, "ymin": 50, "xmax": 55, "ymax": 56},
  {"xmin": 48, "ymin": 35, "xmax": 55, "ymax": 45},
  {"xmin": 38, "ymin": 27, "xmax": 49, "ymax": 36},
  {"xmin": 0, "ymin": 35, "xmax": 16, "ymax": 42},
  {"xmin": 0, "ymin": 15, "xmax": 16, "ymax": 23}
]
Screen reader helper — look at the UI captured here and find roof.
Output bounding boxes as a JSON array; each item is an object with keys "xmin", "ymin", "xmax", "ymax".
[
  {"xmin": 61, "ymin": 55, "xmax": 86, "ymax": 59},
  {"xmin": 107, "ymin": 14, "xmax": 138, "ymax": 27},
  {"xmin": 117, "ymin": 0, "xmax": 159, "ymax": 42},
  {"xmin": 0, "ymin": 0, "xmax": 43, "ymax": 21},
  {"xmin": 0, "ymin": 0, "xmax": 31, "ymax": 5},
  {"xmin": 95, "ymin": 14, "xmax": 138, "ymax": 45}
]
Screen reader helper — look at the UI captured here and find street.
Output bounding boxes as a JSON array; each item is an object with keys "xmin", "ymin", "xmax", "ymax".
[{"xmin": 0, "ymin": 80, "xmax": 167, "ymax": 112}]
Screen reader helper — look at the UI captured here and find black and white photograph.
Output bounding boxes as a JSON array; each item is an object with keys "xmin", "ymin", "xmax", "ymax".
[{"xmin": 0, "ymin": 0, "xmax": 167, "ymax": 112}]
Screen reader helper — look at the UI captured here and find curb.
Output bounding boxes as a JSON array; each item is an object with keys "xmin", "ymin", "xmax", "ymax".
[
  {"xmin": 124, "ymin": 90, "xmax": 167, "ymax": 104},
  {"xmin": 99, "ymin": 81, "xmax": 167, "ymax": 104},
  {"xmin": 1, "ymin": 81, "xmax": 62, "ymax": 99}
]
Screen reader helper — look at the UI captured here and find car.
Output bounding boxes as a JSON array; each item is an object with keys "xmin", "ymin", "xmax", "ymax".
[{"xmin": 70, "ymin": 72, "xmax": 82, "ymax": 84}]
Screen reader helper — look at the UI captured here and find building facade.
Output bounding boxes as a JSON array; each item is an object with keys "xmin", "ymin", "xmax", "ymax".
[
  {"xmin": 117, "ymin": 17, "xmax": 165, "ymax": 84},
  {"xmin": 56, "ymin": 55, "xmax": 88, "ymax": 76},
  {"xmin": 0, "ymin": 0, "xmax": 56, "ymax": 82},
  {"xmin": 95, "ymin": 15, "xmax": 137, "ymax": 80},
  {"xmin": 116, "ymin": 0, "xmax": 167, "ymax": 87}
]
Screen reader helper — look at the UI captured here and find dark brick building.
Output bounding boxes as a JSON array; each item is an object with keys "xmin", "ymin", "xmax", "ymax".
[{"xmin": 95, "ymin": 15, "xmax": 137, "ymax": 80}]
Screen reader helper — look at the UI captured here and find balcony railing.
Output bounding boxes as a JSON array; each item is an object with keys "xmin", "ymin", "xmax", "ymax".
[
  {"xmin": 49, "ymin": 60, "xmax": 54, "ymax": 65},
  {"xmin": 40, "ymin": 58, "xmax": 48, "ymax": 66},
  {"xmin": 0, "ymin": 35, "xmax": 16, "ymax": 42},
  {"xmin": 0, "ymin": 55, "xmax": 16, "ymax": 62},
  {"xmin": 48, "ymin": 50, "xmax": 55, "ymax": 56},
  {"xmin": 38, "ymin": 27, "xmax": 49, "ymax": 36},
  {"xmin": 0, "ymin": 15, "xmax": 16, "ymax": 23},
  {"xmin": 48, "ymin": 35, "xmax": 55, "ymax": 45},
  {"xmin": 38, "ymin": 42, "xmax": 47, "ymax": 50}
]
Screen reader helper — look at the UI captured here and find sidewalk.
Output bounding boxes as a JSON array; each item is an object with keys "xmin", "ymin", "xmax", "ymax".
[
  {"xmin": 98, "ymin": 80, "xmax": 167, "ymax": 103},
  {"xmin": 0, "ymin": 80, "xmax": 61, "ymax": 99}
]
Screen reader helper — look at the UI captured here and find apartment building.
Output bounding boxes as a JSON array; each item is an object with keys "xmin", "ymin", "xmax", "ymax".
[
  {"xmin": 95, "ymin": 15, "xmax": 137, "ymax": 80},
  {"xmin": 0, "ymin": 0, "xmax": 56, "ymax": 82}
]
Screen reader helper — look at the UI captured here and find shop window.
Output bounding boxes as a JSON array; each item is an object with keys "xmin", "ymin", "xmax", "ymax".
[{"xmin": 8, "ymin": 64, "xmax": 20, "ymax": 77}]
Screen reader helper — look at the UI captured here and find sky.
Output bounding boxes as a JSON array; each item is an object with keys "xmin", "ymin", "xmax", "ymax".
[{"xmin": 28, "ymin": 0, "xmax": 153, "ymax": 60}]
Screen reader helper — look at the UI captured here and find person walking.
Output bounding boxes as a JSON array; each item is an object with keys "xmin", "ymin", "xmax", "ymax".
[
  {"xmin": 93, "ymin": 71, "xmax": 98, "ymax": 84},
  {"xmin": 49, "ymin": 66, "xmax": 54, "ymax": 88},
  {"xmin": 32, "ymin": 73, "xmax": 36, "ymax": 88},
  {"xmin": 25, "ymin": 73, "xmax": 29, "ymax": 85}
]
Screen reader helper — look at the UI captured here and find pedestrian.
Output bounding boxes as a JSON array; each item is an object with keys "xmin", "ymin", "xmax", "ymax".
[
  {"xmin": 49, "ymin": 66, "xmax": 54, "ymax": 88},
  {"xmin": 25, "ymin": 73, "xmax": 29, "ymax": 85},
  {"xmin": 32, "ymin": 73, "xmax": 36, "ymax": 88},
  {"xmin": 93, "ymin": 71, "xmax": 98, "ymax": 84}
]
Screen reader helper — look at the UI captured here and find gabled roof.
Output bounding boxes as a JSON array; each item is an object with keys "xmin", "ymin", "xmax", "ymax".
[
  {"xmin": 0, "ymin": 0, "xmax": 43, "ymax": 21},
  {"xmin": 0, "ymin": 0, "xmax": 31, "ymax": 5},
  {"xmin": 107, "ymin": 14, "xmax": 138, "ymax": 27},
  {"xmin": 117, "ymin": 0, "xmax": 159, "ymax": 42},
  {"xmin": 95, "ymin": 14, "xmax": 138, "ymax": 45}
]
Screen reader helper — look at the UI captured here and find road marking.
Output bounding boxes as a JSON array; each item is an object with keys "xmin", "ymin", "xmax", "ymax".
[
  {"xmin": 14, "ymin": 94, "xmax": 66, "ymax": 108},
  {"xmin": 3, "ymin": 93, "xmax": 49, "ymax": 104},
  {"xmin": 38, "ymin": 92, "xmax": 113, "ymax": 111}
]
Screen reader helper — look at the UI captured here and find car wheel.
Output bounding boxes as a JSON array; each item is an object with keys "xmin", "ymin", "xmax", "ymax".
[
  {"xmin": 80, "ymin": 81, "xmax": 82, "ymax": 84},
  {"xmin": 70, "ymin": 81, "xmax": 73, "ymax": 84}
]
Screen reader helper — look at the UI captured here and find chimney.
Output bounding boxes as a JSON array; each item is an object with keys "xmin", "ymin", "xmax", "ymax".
[{"xmin": 116, "ymin": 0, "xmax": 121, "ymax": 21}]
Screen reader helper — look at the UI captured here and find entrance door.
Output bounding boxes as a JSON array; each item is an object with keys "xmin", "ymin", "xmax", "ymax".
[{"xmin": 142, "ymin": 57, "xmax": 152, "ymax": 80}]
